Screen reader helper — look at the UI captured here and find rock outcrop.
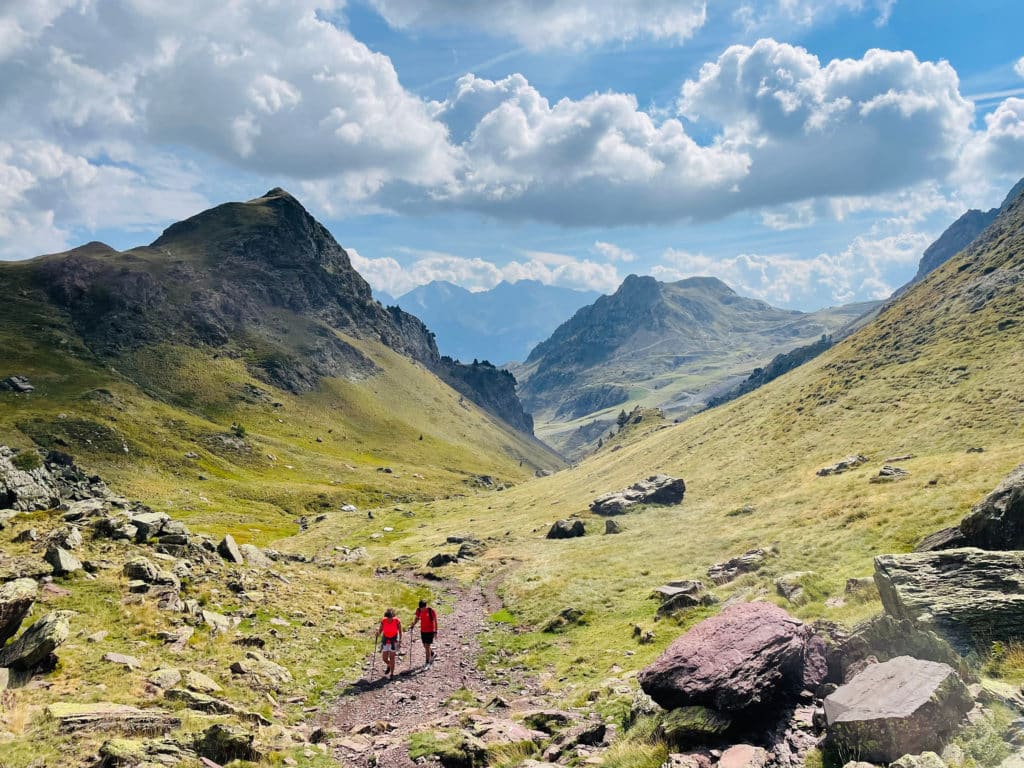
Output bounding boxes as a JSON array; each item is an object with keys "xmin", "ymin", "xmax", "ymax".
[
  {"xmin": 707, "ymin": 548, "xmax": 772, "ymax": 585},
  {"xmin": 638, "ymin": 603, "xmax": 823, "ymax": 714},
  {"xmin": 874, "ymin": 548, "xmax": 1024, "ymax": 652},
  {"xmin": 0, "ymin": 578, "xmax": 39, "ymax": 644},
  {"xmin": 824, "ymin": 656, "xmax": 972, "ymax": 762},
  {"xmin": 590, "ymin": 475, "xmax": 686, "ymax": 515},
  {"xmin": 959, "ymin": 462, "xmax": 1024, "ymax": 549},
  {"xmin": 0, "ymin": 611, "xmax": 72, "ymax": 670},
  {"xmin": 547, "ymin": 520, "xmax": 585, "ymax": 539},
  {"xmin": 816, "ymin": 455, "xmax": 868, "ymax": 477},
  {"xmin": 0, "ymin": 447, "xmax": 60, "ymax": 511},
  {"xmin": 652, "ymin": 581, "xmax": 715, "ymax": 615}
]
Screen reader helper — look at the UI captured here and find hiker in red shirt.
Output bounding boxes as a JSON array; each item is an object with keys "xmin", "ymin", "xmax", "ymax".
[
  {"xmin": 376, "ymin": 608, "xmax": 402, "ymax": 678},
  {"xmin": 410, "ymin": 598, "xmax": 438, "ymax": 669}
]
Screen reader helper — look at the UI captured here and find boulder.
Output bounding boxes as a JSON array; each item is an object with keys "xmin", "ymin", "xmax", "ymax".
[
  {"xmin": 605, "ymin": 519, "xmax": 622, "ymax": 534},
  {"xmin": 196, "ymin": 723, "xmax": 261, "ymax": 763},
  {"xmin": 200, "ymin": 609, "xmax": 235, "ymax": 635},
  {"xmin": 869, "ymin": 466, "xmax": 910, "ymax": 483},
  {"xmin": 50, "ymin": 526, "xmax": 83, "ymax": 550},
  {"xmin": 1, "ymin": 376, "xmax": 34, "ymax": 393},
  {"xmin": 239, "ymin": 544, "xmax": 272, "ymax": 568},
  {"xmin": 838, "ymin": 614, "xmax": 974, "ymax": 684},
  {"xmin": 183, "ymin": 669, "xmax": 222, "ymax": 694},
  {"xmin": 123, "ymin": 557, "xmax": 161, "ymax": 584},
  {"xmin": 0, "ymin": 578, "xmax": 38, "ymax": 644},
  {"xmin": 959, "ymin": 462, "xmax": 1024, "ymax": 549},
  {"xmin": 45, "ymin": 545, "xmax": 83, "ymax": 576},
  {"xmin": 147, "ymin": 668, "xmax": 182, "ymax": 689},
  {"xmin": 230, "ymin": 651, "xmax": 293, "ymax": 689},
  {"xmin": 542, "ymin": 607, "xmax": 585, "ymax": 633},
  {"xmin": 707, "ymin": 548, "xmax": 771, "ymax": 585},
  {"xmin": 824, "ymin": 656, "xmax": 972, "ymax": 763},
  {"xmin": 0, "ymin": 447, "xmax": 59, "ymax": 511},
  {"xmin": 218, "ymin": 534, "xmax": 244, "ymax": 564},
  {"xmin": 874, "ymin": 548, "xmax": 1024, "ymax": 652},
  {"xmin": 130, "ymin": 512, "xmax": 169, "ymax": 540},
  {"xmin": 639, "ymin": 602, "xmax": 819, "ymax": 713},
  {"xmin": 915, "ymin": 526, "xmax": 968, "ymax": 552},
  {"xmin": 546, "ymin": 519, "xmax": 585, "ymax": 539},
  {"xmin": 590, "ymin": 475, "xmax": 685, "ymax": 515},
  {"xmin": 102, "ymin": 653, "xmax": 142, "ymax": 670},
  {"xmin": 653, "ymin": 581, "xmax": 715, "ymax": 615},
  {"xmin": 718, "ymin": 745, "xmax": 769, "ymax": 768},
  {"xmin": 817, "ymin": 455, "xmax": 869, "ymax": 476},
  {"xmin": 0, "ymin": 611, "xmax": 72, "ymax": 669}
]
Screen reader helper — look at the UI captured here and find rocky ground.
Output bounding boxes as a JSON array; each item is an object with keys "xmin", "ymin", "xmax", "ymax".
[{"xmin": 324, "ymin": 579, "xmax": 538, "ymax": 768}]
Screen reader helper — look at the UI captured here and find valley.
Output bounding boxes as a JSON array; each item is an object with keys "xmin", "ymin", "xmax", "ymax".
[{"xmin": 1, "ymin": 179, "xmax": 1023, "ymax": 768}]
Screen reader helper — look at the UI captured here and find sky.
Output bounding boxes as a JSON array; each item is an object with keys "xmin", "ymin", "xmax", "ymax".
[{"xmin": 1, "ymin": 1, "xmax": 1023, "ymax": 310}]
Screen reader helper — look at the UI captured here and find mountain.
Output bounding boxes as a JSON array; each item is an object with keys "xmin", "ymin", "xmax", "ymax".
[
  {"xmin": 514, "ymin": 274, "xmax": 876, "ymax": 456},
  {"xmin": 396, "ymin": 279, "xmax": 601, "ymax": 364},
  {"xmin": 17, "ymin": 189, "xmax": 537, "ymax": 435},
  {"xmin": 0, "ymin": 189, "xmax": 562, "ymax": 516},
  {"xmin": 908, "ymin": 177, "xmax": 1024, "ymax": 286}
]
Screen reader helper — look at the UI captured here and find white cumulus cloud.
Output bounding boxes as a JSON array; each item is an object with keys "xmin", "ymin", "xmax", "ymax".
[
  {"xmin": 348, "ymin": 247, "xmax": 620, "ymax": 296},
  {"xmin": 1016, "ymin": 57, "xmax": 1024, "ymax": 79},
  {"xmin": 593, "ymin": 241, "xmax": 636, "ymax": 262},
  {"xmin": 366, "ymin": 0, "xmax": 707, "ymax": 50},
  {"xmin": 653, "ymin": 230, "xmax": 932, "ymax": 306}
]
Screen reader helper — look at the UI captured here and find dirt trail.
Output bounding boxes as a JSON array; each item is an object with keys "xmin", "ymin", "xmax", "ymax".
[{"xmin": 322, "ymin": 578, "xmax": 532, "ymax": 768}]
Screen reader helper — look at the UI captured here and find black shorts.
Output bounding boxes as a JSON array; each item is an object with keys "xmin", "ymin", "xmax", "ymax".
[
  {"xmin": 420, "ymin": 632, "xmax": 435, "ymax": 645},
  {"xmin": 381, "ymin": 637, "xmax": 399, "ymax": 651}
]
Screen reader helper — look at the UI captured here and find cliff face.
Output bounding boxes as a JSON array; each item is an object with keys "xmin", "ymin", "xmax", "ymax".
[{"xmin": 438, "ymin": 358, "xmax": 534, "ymax": 435}]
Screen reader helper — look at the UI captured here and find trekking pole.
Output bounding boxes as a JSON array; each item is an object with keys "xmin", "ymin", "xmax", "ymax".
[
  {"xmin": 408, "ymin": 636, "xmax": 414, "ymax": 671},
  {"xmin": 370, "ymin": 635, "xmax": 377, "ymax": 680}
]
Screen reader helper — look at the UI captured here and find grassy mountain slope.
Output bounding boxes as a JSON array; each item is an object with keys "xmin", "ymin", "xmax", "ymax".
[
  {"xmin": 0, "ymin": 197, "xmax": 562, "ymax": 543},
  {"xmin": 359, "ymin": 181, "xmax": 1024, "ymax": 695},
  {"xmin": 515, "ymin": 274, "xmax": 876, "ymax": 457}
]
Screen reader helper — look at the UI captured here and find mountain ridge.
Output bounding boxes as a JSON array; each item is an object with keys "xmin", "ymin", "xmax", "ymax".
[
  {"xmin": 515, "ymin": 273, "xmax": 877, "ymax": 456},
  {"xmin": 9, "ymin": 188, "xmax": 538, "ymax": 435}
]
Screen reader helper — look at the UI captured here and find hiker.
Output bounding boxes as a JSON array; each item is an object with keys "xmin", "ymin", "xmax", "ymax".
[
  {"xmin": 410, "ymin": 598, "xmax": 438, "ymax": 669},
  {"xmin": 376, "ymin": 608, "xmax": 402, "ymax": 677}
]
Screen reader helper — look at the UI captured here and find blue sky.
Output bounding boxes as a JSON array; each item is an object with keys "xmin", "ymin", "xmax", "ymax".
[{"xmin": 1, "ymin": 1, "xmax": 1023, "ymax": 310}]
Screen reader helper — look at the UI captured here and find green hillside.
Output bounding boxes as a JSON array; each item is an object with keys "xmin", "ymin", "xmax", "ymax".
[{"xmin": 367, "ymin": 180, "xmax": 1024, "ymax": 692}]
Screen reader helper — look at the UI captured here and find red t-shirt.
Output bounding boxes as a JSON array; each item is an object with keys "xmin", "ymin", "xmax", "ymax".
[
  {"xmin": 380, "ymin": 617, "xmax": 401, "ymax": 638},
  {"xmin": 415, "ymin": 607, "xmax": 437, "ymax": 632}
]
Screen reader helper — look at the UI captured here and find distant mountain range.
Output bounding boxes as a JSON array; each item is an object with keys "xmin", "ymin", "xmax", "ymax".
[
  {"xmin": 513, "ymin": 275, "xmax": 877, "ymax": 456},
  {"xmin": 389, "ymin": 280, "xmax": 601, "ymax": 365}
]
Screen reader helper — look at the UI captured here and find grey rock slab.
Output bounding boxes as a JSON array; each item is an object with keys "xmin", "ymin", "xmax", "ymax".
[
  {"xmin": 217, "ymin": 534, "xmax": 244, "ymax": 564},
  {"xmin": 874, "ymin": 548, "xmax": 1024, "ymax": 652},
  {"xmin": 824, "ymin": 656, "xmax": 972, "ymax": 763},
  {"xmin": 960, "ymin": 462, "xmax": 1024, "ymax": 549},
  {"xmin": 0, "ymin": 578, "xmax": 38, "ymax": 644},
  {"xmin": 46, "ymin": 702, "xmax": 180, "ymax": 733},
  {"xmin": 238, "ymin": 544, "xmax": 272, "ymax": 569},
  {"xmin": 0, "ymin": 611, "xmax": 72, "ymax": 670},
  {"xmin": 45, "ymin": 545, "xmax": 82, "ymax": 575},
  {"xmin": 102, "ymin": 652, "xmax": 142, "ymax": 670}
]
